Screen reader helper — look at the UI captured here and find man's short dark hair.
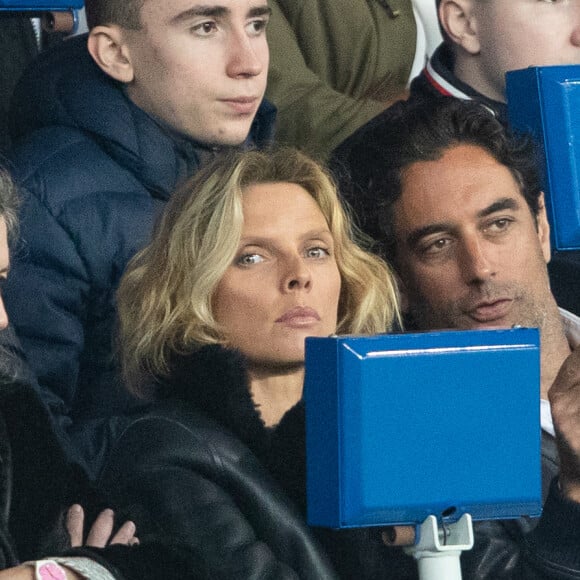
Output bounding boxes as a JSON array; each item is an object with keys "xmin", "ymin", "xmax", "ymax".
[
  {"xmin": 334, "ymin": 98, "xmax": 543, "ymax": 266},
  {"xmin": 84, "ymin": 0, "xmax": 145, "ymax": 29}
]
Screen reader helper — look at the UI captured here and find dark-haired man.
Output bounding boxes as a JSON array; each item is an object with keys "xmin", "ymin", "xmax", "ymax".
[
  {"xmin": 336, "ymin": 97, "xmax": 580, "ymax": 579},
  {"xmin": 333, "ymin": 0, "xmax": 580, "ymax": 316},
  {"xmin": 5, "ymin": 0, "xmax": 274, "ymax": 468}
]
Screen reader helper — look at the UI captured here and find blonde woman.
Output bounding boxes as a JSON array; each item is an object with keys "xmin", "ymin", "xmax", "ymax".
[{"xmin": 102, "ymin": 148, "xmax": 402, "ymax": 578}]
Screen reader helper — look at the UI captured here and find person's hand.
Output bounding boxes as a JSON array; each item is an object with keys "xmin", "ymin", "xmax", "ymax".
[
  {"xmin": 549, "ymin": 347, "xmax": 580, "ymax": 502},
  {"xmin": 381, "ymin": 525, "xmax": 416, "ymax": 547},
  {"xmin": 66, "ymin": 504, "xmax": 138, "ymax": 548}
]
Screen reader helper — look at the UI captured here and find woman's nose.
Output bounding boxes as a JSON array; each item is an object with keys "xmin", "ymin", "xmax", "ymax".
[{"xmin": 283, "ymin": 257, "xmax": 312, "ymax": 291}]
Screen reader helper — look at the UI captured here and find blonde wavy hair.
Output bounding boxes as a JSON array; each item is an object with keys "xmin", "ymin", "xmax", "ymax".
[{"xmin": 117, "ymin": 148, "xmax": 400, "ymax": 396}]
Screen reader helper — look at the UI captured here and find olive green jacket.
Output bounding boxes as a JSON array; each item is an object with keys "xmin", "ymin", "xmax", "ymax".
[{"xmin": 266, "ymin": 0, "xmax": 416, "ymax": 160}]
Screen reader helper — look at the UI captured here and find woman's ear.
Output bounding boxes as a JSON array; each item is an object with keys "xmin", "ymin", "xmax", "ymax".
[
  {"xmin": 439, "ymin": 0, "xmax": 481, "ymax": 55},
  {"xmin": 87, "ymin": 25, "xmax": 135, "ymax": 83}
]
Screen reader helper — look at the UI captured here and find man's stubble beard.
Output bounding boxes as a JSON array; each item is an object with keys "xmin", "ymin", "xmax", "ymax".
[{"xmin": 407, "ymin": 280, "xmax": 553, "ymax": 334}]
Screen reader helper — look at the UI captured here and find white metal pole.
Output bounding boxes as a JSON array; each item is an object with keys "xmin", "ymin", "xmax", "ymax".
[{"xmin": 404, "ymin": 514, "xmax": 474, "ymax": 580}]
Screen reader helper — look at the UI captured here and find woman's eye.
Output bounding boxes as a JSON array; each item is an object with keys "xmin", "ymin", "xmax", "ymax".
[
  {"xmin": 306, "ymin": 247, "xmax": 330, "ymax": 259},
  {"xmin": 236, "ymin": 253, "xmax": 264, "ymax": 266}
]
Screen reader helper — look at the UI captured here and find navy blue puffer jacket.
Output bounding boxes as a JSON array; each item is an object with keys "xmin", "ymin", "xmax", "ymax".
[{"xmin": 4, "ymin": 34, "xmax": 276, "ymax": 468}]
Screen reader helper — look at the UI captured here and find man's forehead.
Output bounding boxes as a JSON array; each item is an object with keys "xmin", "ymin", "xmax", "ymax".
[{"xmin": 394, "ymin": 145, "xmax": 525, "ymax": 233}]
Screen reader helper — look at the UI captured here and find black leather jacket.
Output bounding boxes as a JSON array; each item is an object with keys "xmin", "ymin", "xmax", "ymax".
[
  {"xmin": 0, "ymin": 368, "xmax": 206, "ymax": 578},
  {"xmin": 98, "ymin": 346, "xmax": 580, "ymax": 579}
]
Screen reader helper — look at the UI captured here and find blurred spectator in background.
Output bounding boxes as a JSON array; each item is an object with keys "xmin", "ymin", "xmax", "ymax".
[
  {"xmin": 266, "ymin": 0, "xmax": 441, "ymax": 161},
  {"xmin": 0, "ymin": 165, "xmax": 210, "ymax": 580},
  {"xmin": 0, "ymin": 14, "xmax": 38, "ymax": 153}
]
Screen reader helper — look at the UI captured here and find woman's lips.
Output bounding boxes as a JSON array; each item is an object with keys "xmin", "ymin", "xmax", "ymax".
[{"xmin": 276, "ymin": 306, "xmax": 321, "ymax": 327}]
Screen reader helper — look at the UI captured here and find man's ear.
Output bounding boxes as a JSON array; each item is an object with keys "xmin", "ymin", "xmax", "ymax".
[
  {"xmin": 439, "ymin": 0, "xmax": 480, "ymax": 55},
  {"xmin": 87, "ymin": 25, "xmax": 135, "ymax": 83},
  {"xmin": 536, "ymin": 192, "xmax": 552, "ymax": 263}
]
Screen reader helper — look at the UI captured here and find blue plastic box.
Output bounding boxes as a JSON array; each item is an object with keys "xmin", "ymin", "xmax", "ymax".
[
  {"xmin": 507, "ymin": 65, "xmax": 580, "ymax": 251},
  {"xmin": 305, "ymin": 328, "xmax": 541, "ymax": 528},
  {"xmin": 0, "ymin": 0, "xmax": 82, "ymax": 9}
]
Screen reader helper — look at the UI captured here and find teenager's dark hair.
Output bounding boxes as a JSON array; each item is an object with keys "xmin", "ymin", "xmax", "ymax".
[
  {"xmin": 84, "ymin": 0, "xmax": 145, "ymax": 29},
  {"xmin": 333, "ymin": 97, "xmax": 543, "ymax": 265}
]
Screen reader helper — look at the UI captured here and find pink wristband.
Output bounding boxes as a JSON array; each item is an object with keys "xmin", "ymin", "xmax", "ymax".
[{"xmin": 35, "ymin": 560, "xmax": 67, "ymax": 580}]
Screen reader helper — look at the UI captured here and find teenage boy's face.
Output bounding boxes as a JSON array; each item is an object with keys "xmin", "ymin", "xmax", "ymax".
[
  {"xmin": 123, "ymin": 0, "xmax": 270, "ymax": 145},
  {"xmin": 472, "ymin": 0, "xmax": 580, "ymax": 101}
]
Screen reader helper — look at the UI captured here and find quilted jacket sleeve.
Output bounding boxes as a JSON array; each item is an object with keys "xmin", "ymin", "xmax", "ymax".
[
  {"xmin": 4, "ymin": 138, "xmax": 157, "ymax": 448},
  {"xmin": 5, "ymin": 183, "xmax": 92, "ymax": 435}
]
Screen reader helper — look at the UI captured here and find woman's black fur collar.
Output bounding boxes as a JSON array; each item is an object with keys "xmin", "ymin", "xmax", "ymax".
[
  {"xmin": 159, "ymin": 344, "xmax": 308, "ymax": 509},
  {"xmin": 157, "ymin": 344, "xmax": 270, "ymax": 455}
]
